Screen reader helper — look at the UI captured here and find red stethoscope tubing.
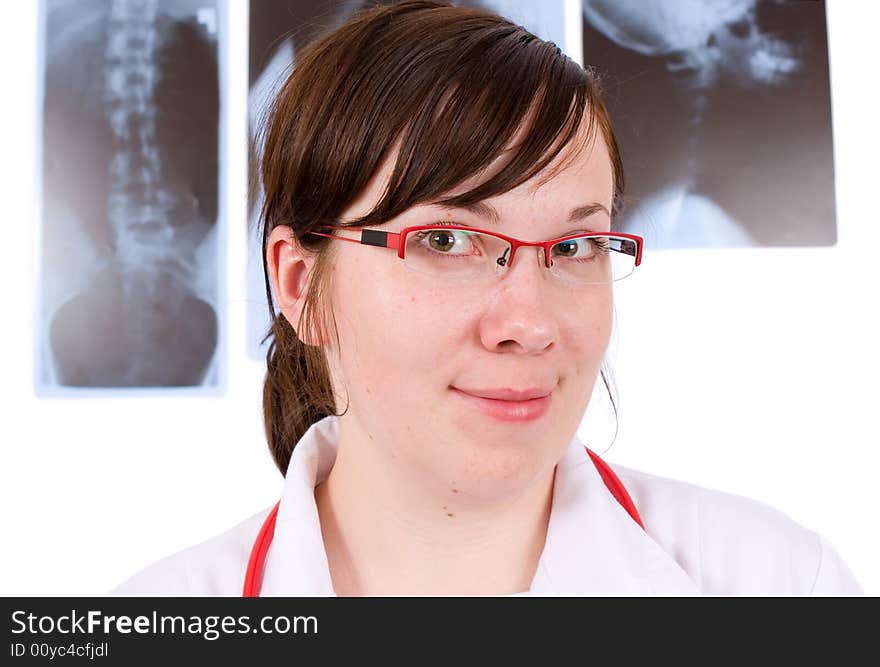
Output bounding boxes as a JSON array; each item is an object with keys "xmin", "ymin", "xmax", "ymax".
[{"xmin": 242, "ymin": 446, "xmax": 644, "ymax": 597}]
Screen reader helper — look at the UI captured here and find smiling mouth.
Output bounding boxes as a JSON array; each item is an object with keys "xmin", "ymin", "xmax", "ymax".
[
  {"xmin": 450, "ymin": 386, "xmax": 553, "ymax": 422},
  {"xmin": 452, "ymin": 386, "xmax": 553, "ymax": 401}
]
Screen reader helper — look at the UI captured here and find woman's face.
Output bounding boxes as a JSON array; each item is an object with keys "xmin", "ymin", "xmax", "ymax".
[{"xmin": 298, "ymin": 123, "xmax": 613, "ymax": 502}]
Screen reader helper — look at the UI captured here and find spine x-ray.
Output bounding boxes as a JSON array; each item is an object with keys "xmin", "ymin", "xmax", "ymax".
[{"xmin": 38, "ymin": 0, "xmax": 221, "ymax": 392}]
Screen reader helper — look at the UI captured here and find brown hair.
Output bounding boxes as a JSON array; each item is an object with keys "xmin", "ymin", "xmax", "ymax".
[{"xmin": 258, "ymin": 0, "xmax": 625, "ymax": 475}]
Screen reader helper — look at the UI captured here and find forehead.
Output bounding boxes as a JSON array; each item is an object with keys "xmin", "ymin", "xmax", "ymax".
[
  {"xmin": 342, "ymin": 106, "xmax": 614, "ymax": 223},
  {"xmin": 453, "ymin": 107, "xmax": 613, "ymax": 198}
]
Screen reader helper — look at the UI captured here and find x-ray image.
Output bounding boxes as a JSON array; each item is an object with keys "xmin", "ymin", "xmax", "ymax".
[
  {"xmin": 246, "ymin": 0, "xmax": 569, "ymax": 359},
  {"xmin": 37, "ymin": 0, "xmax": 222, "ymax": 392},
  {"xmin": 581, "ymin": 0, "xmax": 836, "ymax": 249}
]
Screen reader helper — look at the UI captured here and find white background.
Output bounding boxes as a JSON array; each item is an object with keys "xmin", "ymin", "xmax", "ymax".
[{"xmin": 0, "ymin": 0, "xmax": 876, "ymax": 596}]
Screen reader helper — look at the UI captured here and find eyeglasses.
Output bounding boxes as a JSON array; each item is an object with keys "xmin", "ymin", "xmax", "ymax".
[{"xmin": 307, "ymin": 225, "xmax": 643, "ymax": 285}]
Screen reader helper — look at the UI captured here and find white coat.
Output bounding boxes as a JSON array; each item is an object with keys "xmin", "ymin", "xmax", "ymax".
[{"xmin": 111, "ymin": 416, "xmax": 864, "ymax": 596}]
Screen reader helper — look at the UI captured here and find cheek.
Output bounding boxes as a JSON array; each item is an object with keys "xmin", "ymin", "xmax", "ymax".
[
  {"xmin": 560, "ymin": 288, "xmax": 613, "ymax": 381},
  {"xmin": 332, "ymin": 259, "xmax": 467, "ymax": 401},
  {"xmin": 393, "ymin": 291, "xmax": 478, "ymax": 392}
]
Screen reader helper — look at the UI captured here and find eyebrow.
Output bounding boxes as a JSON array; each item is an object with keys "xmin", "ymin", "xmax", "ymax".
[{"xmin": 437, "ymin": 201, "xmax": 610, "ymax": 225}]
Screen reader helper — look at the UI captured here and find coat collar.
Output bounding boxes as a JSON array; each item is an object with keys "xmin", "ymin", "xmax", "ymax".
[{"xmin": 260, "ymin": 416, "xmax": 700, "ymax": 596}]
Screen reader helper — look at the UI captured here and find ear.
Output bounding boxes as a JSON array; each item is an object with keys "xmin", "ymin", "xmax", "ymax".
[{"xmin": 266, "ymin": 225, "xmax": 322, "ymax": 346}]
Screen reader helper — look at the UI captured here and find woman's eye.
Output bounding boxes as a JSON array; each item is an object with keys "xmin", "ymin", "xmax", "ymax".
[
  {"xmin": 552, "ymin": 239, "xmax": 581, "ymax": 257},
  {"xmin": 552, "ymin": 238, "xmax": 591, "ymax": 258},
  {"xmin": 428, "ymin": 230, "xmax": 459, "ymax": 252},
  {"xmin": 417, "ymin": 229, "xmax": 476, "ymax": 254},
  {"xmin": 551, "ymin": 237, "xmax": 609, "ymax": 259}
]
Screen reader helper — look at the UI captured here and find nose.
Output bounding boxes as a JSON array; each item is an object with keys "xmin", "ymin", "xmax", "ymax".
[{"xmin": 478, "ymin": 245, "xmax": 559, "ymax": 355}]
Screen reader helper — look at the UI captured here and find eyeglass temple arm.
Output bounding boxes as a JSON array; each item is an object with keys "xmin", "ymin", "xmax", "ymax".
[{"xmin": 308, "ymin": 229, "xmax": 401, "ymax": 251}]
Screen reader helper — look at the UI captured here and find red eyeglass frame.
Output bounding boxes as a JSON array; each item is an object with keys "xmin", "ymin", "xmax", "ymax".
[{"xmin": 306, "ymin": 225, "xmax": 644, "ymax": 269}]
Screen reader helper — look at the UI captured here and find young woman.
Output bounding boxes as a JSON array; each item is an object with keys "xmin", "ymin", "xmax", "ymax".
[{"xmin": 112, "ymin": 1, "xmax": 862, "ymax": 596}]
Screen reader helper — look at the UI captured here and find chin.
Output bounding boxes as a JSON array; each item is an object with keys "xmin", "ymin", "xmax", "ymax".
[{"xmin": 437, "ymin": 434, "xmax": 555, "ymax": 501}]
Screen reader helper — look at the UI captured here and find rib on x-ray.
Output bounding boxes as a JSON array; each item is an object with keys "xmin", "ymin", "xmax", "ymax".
[{"xmin": 39, "ymin": 0, "xmax": 220, "ymax": 390}]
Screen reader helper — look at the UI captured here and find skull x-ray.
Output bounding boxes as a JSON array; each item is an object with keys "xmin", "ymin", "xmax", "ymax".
[
  {"xmin": 38, "ymin": 0, "xmax": 221, "ymax": 392},
  {"xmin": 581, "ymin": 0, "xmax": 835, "ymax": 249}
]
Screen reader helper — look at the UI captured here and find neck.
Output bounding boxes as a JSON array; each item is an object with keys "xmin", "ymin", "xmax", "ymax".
[{"xmin": 314, "ymin": 417, "xmax": 555, "ymax": 596}]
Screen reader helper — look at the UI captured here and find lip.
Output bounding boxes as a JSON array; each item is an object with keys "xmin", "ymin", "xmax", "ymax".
[
  {"xmin": 456, "ymin": 387, "xmax": 552, "ymax": 401},
  {"xmin": 451, "ymin": 386, "xmax": 553, "ymax": 422}
]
